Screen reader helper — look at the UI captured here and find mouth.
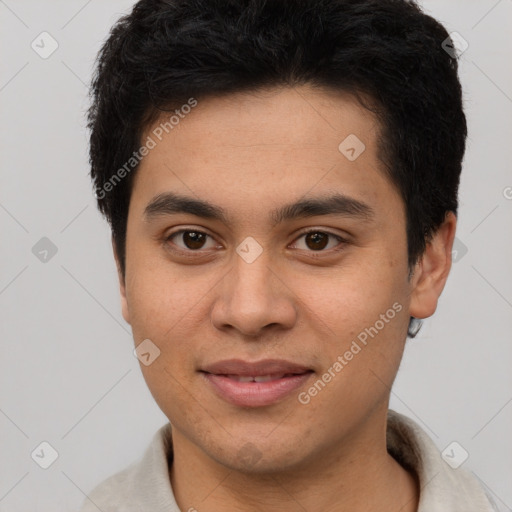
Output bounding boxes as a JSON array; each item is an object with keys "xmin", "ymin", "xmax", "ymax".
[
  {"xmin": 200, "ymin": 359, "xmax": 314, "ymax": 407},
  {"xmin": 218, "ymin": 373, "xmax": 306, "ymax": 383}
]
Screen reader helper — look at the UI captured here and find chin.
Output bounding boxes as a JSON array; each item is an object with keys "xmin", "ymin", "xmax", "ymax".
[{"xmin": 210, "ymin": 436, "xmax": 309, "ymax": 475}]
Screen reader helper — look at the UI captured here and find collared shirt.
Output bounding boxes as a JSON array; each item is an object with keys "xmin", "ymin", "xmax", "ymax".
[{"xmin": 78, "ymin": 410, "xmax": 498, "ymax": 511}]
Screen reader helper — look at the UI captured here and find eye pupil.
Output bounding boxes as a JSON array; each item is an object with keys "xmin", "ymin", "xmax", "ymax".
[
  {"xmin": 306, "ymin": 232, "xmax": 328, "ymax": 250},
  {"xmin": 183, "ymin": 231, "xmax": 206, "ymax": 249}
]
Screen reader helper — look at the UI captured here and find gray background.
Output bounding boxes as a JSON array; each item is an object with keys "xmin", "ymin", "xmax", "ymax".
[{"xmin": 1, "ymin": 1, "xmax": 511, "ymax": 511}]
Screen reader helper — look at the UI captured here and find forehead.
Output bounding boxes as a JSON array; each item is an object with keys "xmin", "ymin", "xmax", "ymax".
[{"xmin": 130, "ymin": 85, "xmax": 402, "ymax": 224}]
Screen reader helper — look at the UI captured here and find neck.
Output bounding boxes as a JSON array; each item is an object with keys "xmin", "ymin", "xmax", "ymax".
[{"xmin": 169, "ymin": 410, "xmax": 419, "ymax": 512}]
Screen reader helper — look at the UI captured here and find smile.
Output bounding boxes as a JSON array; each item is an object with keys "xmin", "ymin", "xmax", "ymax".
[{"xmin": 200, "ymin": 360, "xmax": 314, "ymax": 407}]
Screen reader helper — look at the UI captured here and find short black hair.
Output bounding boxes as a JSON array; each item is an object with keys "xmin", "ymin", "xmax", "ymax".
[{"xmin": 88, "ymin": 0, "xmax": 467, "ymax": 336}]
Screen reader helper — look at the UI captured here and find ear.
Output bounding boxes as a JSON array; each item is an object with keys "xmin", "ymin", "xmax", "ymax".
[
  {"xmin": 112, "ymin": 236, "xmax": 131, "ymax": 325},
  {"xmin": 409, "ymin": 212, "xmax": 457, "ymax": 319}
]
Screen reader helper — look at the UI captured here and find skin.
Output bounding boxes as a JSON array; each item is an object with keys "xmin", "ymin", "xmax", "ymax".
[{"xmin": 114, "ymin": 85, "xmax": 456, "ymax": 512}]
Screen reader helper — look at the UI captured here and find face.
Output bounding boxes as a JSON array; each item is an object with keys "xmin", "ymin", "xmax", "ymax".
[{"xmin": 116, "ymin": 85, "xmax": 451, "ymax": 473}]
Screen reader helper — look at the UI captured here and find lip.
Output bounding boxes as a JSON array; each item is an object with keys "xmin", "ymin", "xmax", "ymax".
[
  {"xmin": 200, "ymin": 359, "xmax": 314, "ymax": 407},
  {"xmin": 201, "ymin": 358, "xmax": 312, "ymax": 376}
]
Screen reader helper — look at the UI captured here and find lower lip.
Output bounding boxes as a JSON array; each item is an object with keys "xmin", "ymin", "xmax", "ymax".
[{"xmin": 201, "ymin": 372, "xmax": 313, "ymax": 407}]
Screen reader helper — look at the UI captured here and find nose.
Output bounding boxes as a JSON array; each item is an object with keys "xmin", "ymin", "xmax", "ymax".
[{"xmin": 210, "ymin": 250, "xmax": 298, "ymax": 338}]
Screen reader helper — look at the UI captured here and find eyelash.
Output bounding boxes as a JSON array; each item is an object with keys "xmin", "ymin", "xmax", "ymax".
[{"xmin": 163, "ymin": 228, "xmax": 348, "ymax": 257}]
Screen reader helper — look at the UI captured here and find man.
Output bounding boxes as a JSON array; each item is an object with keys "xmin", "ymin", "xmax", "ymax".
[{"xmin": 80, "ymin": 0, "xmax": 497, "ymax": 510}]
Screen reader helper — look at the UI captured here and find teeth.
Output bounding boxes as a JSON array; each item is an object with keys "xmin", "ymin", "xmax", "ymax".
[
  {"xmin": 254, "ymin": 374, "xmax": 285, "ymax": 382},
  {"xmin": 235, "ymin": 376, "xmax": 255, "ymax": 383},
  {"xmin": 228, "ymin": 374, "xmax": 286, "ymax": 382}
]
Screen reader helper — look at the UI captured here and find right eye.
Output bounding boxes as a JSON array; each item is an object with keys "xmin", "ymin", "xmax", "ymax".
[{"xmin": 165, "ymin": 229, "xmax": 221, "ymax": 252}]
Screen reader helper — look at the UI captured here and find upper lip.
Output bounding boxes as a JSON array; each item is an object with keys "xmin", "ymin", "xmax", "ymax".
[{"xmin": 201, "ymin": 359, "xmax": 312, "ymax": 377}]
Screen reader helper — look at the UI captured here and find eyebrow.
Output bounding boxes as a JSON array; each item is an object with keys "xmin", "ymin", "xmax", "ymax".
[{"xmin": 143, "ymin": 191, "xmax": 374, "ymax": 226}]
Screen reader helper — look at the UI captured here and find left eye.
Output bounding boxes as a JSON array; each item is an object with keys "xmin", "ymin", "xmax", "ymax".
[{"xmin": 291, "ymin": 231, "xmax": 345, "ymax": 252}]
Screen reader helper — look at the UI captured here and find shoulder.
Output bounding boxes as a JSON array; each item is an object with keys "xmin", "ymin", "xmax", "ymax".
[
  {"xmin": 77, "ymin": 423, "xmax": 180, "ymax": 512},
  {"xmin": 387, "ymin": 410, "xmax": 499, "ymax": 512}
]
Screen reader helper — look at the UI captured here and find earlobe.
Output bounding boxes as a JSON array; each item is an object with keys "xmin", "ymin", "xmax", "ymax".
[
  {"xmin": 409, "ymin": 212, "xmax": 457, "ymax": 319},
  {"xmin": 111, "ymin": 236, "xmax": 131, "ymax": 325}
]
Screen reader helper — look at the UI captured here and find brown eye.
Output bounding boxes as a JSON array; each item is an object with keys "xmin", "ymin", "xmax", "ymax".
[
  {"xmin": 166, "ymin": 230, "xmax": 217, "ymax": 251},
  {"xmin": 182, "ymin": 231, "xmax": 206, "ymax": 249},
  {"xmin": 291, "ymin": 230, "xmax": 346, "ymax": 253},
  {"xmin": 305, "ymin": 232, "xmax": 329, "ymax": 250}
]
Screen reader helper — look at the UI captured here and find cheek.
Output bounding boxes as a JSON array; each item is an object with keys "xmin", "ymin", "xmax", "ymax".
[
  {"xmin": 298, "ymin": 257, "xmax": 407, "ymax": 331},
  {"xmin": 299, "ymin": 296, "xmax": 409, "ymax": 421},
  {"xmin": 295, "ymin": 256, "xmax": 411, "ymax": 391},
  {"xmin": 125, "ymin": 256, "xmax": 208, "ymax": 336},
  {"xmin": 124, "ymin": 263, "xmax": 207, "ymax": 413}
]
